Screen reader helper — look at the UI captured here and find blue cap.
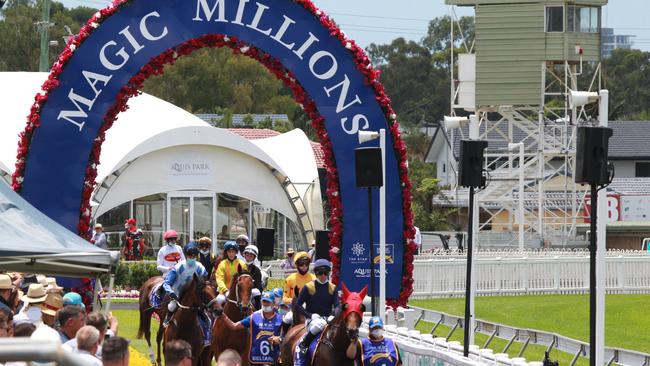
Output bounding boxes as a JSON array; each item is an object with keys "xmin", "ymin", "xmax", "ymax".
[
  {"xmin": 261, "ymin": 291, "xmax": 275, "ymax": 303},
  {"xmin": 313, "ymin": 259, "xmax": 332, "ymax": 270},
  {"xmin": 63, "ymin": 292, "xmax": 83, "ymax": 306},
  {"xmin": 369, "ymin": 316, "xmax": 384, "ymax": 329},
  {"xmin": 224, "ymin": 241, "xmax": 238, "ymax": 251},
  {"xmin": 272, "ymin": 288, "xmax": 283, "ymax": 297},
  {"xmin": 183, "ymin": 242, "xmax": 199, "ymax": 255}
]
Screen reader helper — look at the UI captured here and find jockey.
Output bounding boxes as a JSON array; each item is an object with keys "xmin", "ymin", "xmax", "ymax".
[
  {"xmin": 295, "ymin": 259, "xmax": 339, "ymax": 355},
  {"xmin": 235, "ymin": 234, "xmax": 261, "ymax": 267},
  {"xmin": 346, "ymin": 316, "xmax": 402, "ymax": 366},
  {"xmin": 271, "ymin": 288, "xmax": 283, "ymax": 307},
  {"xmin": 219, "ymin": 291, "xmax": 285, "ymax": 365},
  {"xmin": 277, "ymin": 297, "xmax": 293, "ymax": 336},
  {"xmin": 215, "ymin": 241, "xmax": 248, "ymax": 294},
  {"xmin": 197, "ymin": 237, "xmax": 216, "ymax": 278},
  {"xmin": 156, "ymin": 230, "xmax": 185, "ymax": 275},
  {"xmin": 243, "ymin": 245, "xmax": 264, "ymax": 310},
  {"xmin": 161, "ymin": 242, "xmax": 208, "ymax": 328},
  {"xmin": 282, "ymin": 252, "xmax": 315, "ymax": 304}
]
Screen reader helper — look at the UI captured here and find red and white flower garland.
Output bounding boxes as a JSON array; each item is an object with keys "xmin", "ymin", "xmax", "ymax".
[{"xmin": 12, "ymin": 0, "xmax": 417, "ymax": 307}]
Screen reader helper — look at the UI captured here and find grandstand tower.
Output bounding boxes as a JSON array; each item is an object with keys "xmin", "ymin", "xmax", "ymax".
[{"xmin": 445, "ymin": 0, "xmax": 607, "ymax": 248}]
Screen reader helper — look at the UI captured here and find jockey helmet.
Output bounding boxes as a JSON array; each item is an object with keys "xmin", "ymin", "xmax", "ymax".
[
  {"xmin": 163, "ymin": 229, "xmax": 178, "ymax": 241},
  {"xmin": 368, "ymin": 316, "xmax": 384, "ymax": 329},
  {"xmin": 313, "ymin": 259, "xmax": 332, "ymax": 271},
  {"xmin": 236, "ymin": 234, "xmax": 249, "ymax": 243},
  {"xmin": 243, "ymin": 245, "xmax": 259, "ymax": 257},
  {"xmin": 224, "ymin": 241, "xmax": 238, "ymax": 252},
  {"xmin": 293, "ymin": 251, "xmax": 310, "ymax": 265},
  {"xmin": 261, "ymin": 291, "xmax": 274, "ymax": 303},
  {"xmin": 272, "ymin": 287, "xmax": 283, "ymax": 298},
  {"xmin": 183, "ymin": 242, "xmax": 199, "ymax": 256},
  {"xmin": 198, "ymin": 236, "xmax": 212, "ymax": 247}
]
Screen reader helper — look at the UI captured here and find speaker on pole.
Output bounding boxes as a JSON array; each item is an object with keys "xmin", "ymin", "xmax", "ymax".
[
  {"xmin": 256, "ymin": 228, "xmax": 275, "ymax": 258},
  {"xmin": 315, "ymin": 230, "xmax": 330, "ymax": 260},
  {"xmin": 575, "ymin": 127, "xmax": 613, "ymax": 185},
  {"xmin": 459, "ymin": 140, "xmax": 488, "ymax": 188},
  {"xmin": 355, "ymin": 147, "xmax": 383, "ymax": 188}
]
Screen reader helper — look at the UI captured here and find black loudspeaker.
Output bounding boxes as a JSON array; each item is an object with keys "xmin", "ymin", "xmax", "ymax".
[
  {"xmin": 575, "ymin": 127, "xmax": 613, "ymax": 185},
  {"xmin": 355, "ymin": 147, "xmax": 383, "ymax": 188},
  {"xmin": 459, "ymin": 140, "xmax": 488, "ymax": 188},
  {"xmin": 315, "ymin": 230, "xmax": 330, "ymax": 260},
  {"xmin": 256, "ymin": 228, "xmax": 275, "ymax": 258}
]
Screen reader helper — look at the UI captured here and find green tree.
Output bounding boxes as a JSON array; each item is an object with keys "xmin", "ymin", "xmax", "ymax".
[{"xmin": 604, "ymin": 49, "xmax": 650, "ymax": 120}]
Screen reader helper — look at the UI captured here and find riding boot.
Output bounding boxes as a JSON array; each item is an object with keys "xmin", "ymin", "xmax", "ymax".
[
  {"xmin": 299, "ymin": 332, "xmax": 315, "ymax": 355},
  {"xmin": 162, "ymin": 310, "xmax": 174, "ymax": 328}
]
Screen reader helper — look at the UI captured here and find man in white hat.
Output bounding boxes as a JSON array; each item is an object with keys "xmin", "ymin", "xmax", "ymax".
[
  {"xmin": 13, "ymin": 283, "xmax": 47, "ymax": 325},
  {"xmin": 91, "ymin": 223, "xmax": 108, "ymax": 249},
  {"xmin": 0, "ymin": 274, "xmax": 15, "ymax": 317}
]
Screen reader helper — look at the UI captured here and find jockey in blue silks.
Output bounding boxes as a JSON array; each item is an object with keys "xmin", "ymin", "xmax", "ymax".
[
  {"xmin": 161, "ymin": 242, "xmax": 211, "ymax": 344},
  {"xmin": 219, "ymin": 291, "xmax": 286, "ymax": 365},
  {"xmin": 346, "ymin": 316, "xmax": 402, "ymax": 366}
]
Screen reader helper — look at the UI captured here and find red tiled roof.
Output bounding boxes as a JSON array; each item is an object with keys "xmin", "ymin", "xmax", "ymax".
[
  {"xmin": 227, "ymin": 128, "xmax": 326, "ymax": 168},
  {"xmin": 227, "ymin": 128, "xmax": 281, "ymax": 140}
]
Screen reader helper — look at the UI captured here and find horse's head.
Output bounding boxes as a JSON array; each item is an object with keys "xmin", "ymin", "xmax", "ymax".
[
  {"xmin": 339, "ymin": 283, "xmax": 368, "ymax": 339},
  {"xmin": 227, "ymin": 264, "xmax": 254, "ymax": 314},
  {"xmin": 195, "ymin": 274, "xmax": 220, "ymax": 312}
]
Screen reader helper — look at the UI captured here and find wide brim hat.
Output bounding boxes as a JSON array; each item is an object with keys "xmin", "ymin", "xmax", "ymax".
[
  {"xmin": 0, "ymin": 274, "xmax": 13, "ymax": 290},
  {"xmin": 40, "ymin": 292, "xmax": 63, "ymax": 316},
  {"xmin": 45, "ymin": 277, "xmax": 64, "ymax": 292},
  {"xmin": 21, "ymin": 283, "xmax": 47, "ymax": 303}
]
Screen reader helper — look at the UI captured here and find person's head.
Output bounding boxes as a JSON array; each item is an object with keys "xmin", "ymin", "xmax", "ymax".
[
  {"xmin": 294, "ymin": 252, "xmax": 310, "ymax": 275},
  {"xmin": 0, "ymin": 274, "xmax": 14, "ymax": 300},
  {"xmin": 312, "ymin": 259, "xmax": 332, "ymax": 284},
  {"xmin": 164, "ymin": 339, "xmax": 193, "ymax": 366},
  {"xmin": 183, "ymin": 242, "xmax": 199, "ymax": 266},
  {"xmin": 45, "ymin": 277, "xmax": 64, "ymax": 295},
  {"xmin": 220, "ymin": 225, "xmax": 228, "ymax": 234},
  {"xmin": 62, "ymin": 292, "xmax": 83, "ymax": 307},
  {"xmin": 235, "ymin": 234, "xmax": 249, "ymax": 252},
  {"xmin": 243, "ymin": 245, "xmax": 258, "ymax": 265},
  {"xmin": 40, "ymin": 292, "xmax": 63, "ymax": 327},
  {"xmin": 76, "ymin": 325, "xmax": 100, "ymax": 354},
  {"xmin": 271, "ymin": 288, "xmax": 283, "ymax": 305},
  {"xmin": 217, "ymin": 348, "xmax": 242, "ymax": 366},
  {"xmin": 368, "ymin": 316, "xmax": 385, "ymax": 340},
  {"xmin": 58, "ymin": 305, "xmax": 86, "ymax": 337},
  {"xmin": 198, "ymin": 237, "xmax": 212, "ymax": 255},
  {"xmin": 278, "ymin": 300, "xmax": 290, "ymax": 316},
  {"xmin": 163, "ymin": 229, "xmax": 178, "ymax": 245},
  {"xmin": 102, "ymin": 336, "xmax": 130, "ymax": 366},
  {"xmin": 86, "ymin": 312, "xmax": 108, "ymax": 342},
  {"xmin": 126, "ymin": 218, "xmax": 136, "ymax": 229},
  {"xmin": 286, "ymin": 248, "xmax": 294, "ymax": 259},
  {"xmin": 13, "ymin": 322, "xmax": 35, "ymax": 337},
  {"xmin": 94, "ymin": 223, "xmax": 103, "ymax": 233},
  {"xmin": 260, "ymin": 292, "xmax": 275, "ymax": 314},
  {"xmin": 224, "ymin": 241, "xmax": 238, "ymax": 261},
  {"xmin": 21, "ymin": 283, "xmax": 47, "ymax": 310},
  {"xmin": 0, "ymin": 311, "xmax": 10, "ymax": 338}
]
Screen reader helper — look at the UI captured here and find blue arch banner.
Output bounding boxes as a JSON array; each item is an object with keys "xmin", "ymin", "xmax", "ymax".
[{"xmin": 18, "ymin": 0, "xmax": 409, "ymax": 300}]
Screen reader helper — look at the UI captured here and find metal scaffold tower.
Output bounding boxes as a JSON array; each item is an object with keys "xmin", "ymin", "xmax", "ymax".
[{"xmin": 445, "ymin": 0, "xmax": 607, "ymax": 248}]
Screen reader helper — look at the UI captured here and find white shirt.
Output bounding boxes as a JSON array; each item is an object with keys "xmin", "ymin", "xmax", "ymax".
[
  {"xmin": 73, "ymin": 350, "xmax": 102, "ymax": 366},
  {"xmin": 414, "ymin": 226, "xmax": 422, "ymax": 248},
  {"xmin": 157, "ymin": 244, "xmax": 185, "ymax": 274}
]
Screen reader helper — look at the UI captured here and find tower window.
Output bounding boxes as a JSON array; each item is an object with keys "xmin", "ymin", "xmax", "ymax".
[{"xmin": 545, "ymin": 6, "xmax": 564, "ymax": 32}]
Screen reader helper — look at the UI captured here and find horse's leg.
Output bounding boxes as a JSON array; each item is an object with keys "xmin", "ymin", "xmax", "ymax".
[{"xmin": 156, "ymin": 324, "xmax": 164, "ymax": 366}]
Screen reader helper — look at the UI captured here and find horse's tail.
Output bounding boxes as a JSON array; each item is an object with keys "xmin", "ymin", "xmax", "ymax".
[{"xmin": 137, "ymin": 279, "xmax": 157, "ymax": 339}]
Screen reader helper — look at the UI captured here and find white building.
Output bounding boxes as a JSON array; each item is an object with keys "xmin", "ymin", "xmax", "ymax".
[{"xmin": 0, "ymin": 72, "xmax": 325, "ymax": 255}]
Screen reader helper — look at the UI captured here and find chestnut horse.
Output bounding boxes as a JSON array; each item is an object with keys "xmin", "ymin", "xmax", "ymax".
[
  {"xmin": 163, "ymin": 274, "xmax": 220, "ymax": 366},
  {"xmin": 137, "ymin": 276, "xmax": 166, "ymax": 365},
  {"xmin": 211, "ymin": 266, "xmax": 255, "ymax": 365},
  {"xmin": 280, "ymin": 283, "xmax": 367, "ymax": 366}
]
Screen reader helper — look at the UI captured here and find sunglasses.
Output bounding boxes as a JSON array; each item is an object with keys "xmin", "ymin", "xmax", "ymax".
[{"xmin": 315, "ymin": 270, "xmax": 330, "ymax": 276}]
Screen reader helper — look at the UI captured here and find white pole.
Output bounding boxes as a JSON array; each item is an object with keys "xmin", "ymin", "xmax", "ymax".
[
  {"xmin": 518, "ymin": 143, "xmax": 525, "ymax": 251},
  {"xmin": 596, "ymin": 89, "xmax": 608, "ymax": 366},
  {"xmin": 379, "ymin": 129, "xmax": 387, "ymax": 321},
  {"xmin": 105, "ymin": 274, "xmax": 115, "ymax": 314},
  {"xmin": 469, "ymin": 115, "xmax": 479, "ymax": 140}
]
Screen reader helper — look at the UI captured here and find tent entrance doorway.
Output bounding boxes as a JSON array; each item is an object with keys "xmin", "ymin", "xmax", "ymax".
[{"xmin": 167, "ymin": 192, "xmax": 216, "ymax": 246}]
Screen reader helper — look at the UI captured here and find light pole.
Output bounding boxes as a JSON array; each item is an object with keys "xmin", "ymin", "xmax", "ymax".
[
  {"xmin": 508, "ymin": 143, "xmax": 525, "ymax": 251},
  {"xmin": 358, "ymin": 130, "xmax": 386, "ymax": 320}
]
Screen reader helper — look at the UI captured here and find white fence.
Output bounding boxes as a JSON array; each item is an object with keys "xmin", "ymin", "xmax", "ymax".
[{"xmin": 412, "ymin": 254, "xmax": 650, "ymax": 298}]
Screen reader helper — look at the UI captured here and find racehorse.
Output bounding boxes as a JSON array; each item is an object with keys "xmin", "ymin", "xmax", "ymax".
[
  {"xmin": 137, "ymin": 276, "xmax": 166, "ymax": 365},
  {"xmin": 280, "ymin": 283, "xmax": 367, "ymax": 366},
  {"xmin": 211, "ymin": 266, "xmax": 255, "ymax": 365},
  {"xmin": 163, "ymin": 274, "xmax": 220, "ymax": 366}
]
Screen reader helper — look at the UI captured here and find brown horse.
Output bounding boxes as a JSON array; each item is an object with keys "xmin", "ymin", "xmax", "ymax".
[
  {"xmin": 163, "ymin": 274, "xmax": 220, "ymax": 366},
  {"xmin": 211, "ymin": 266, "xmax": 255, "ymax": 365},
  {"xmin": 137, "ymin": 276, "xmax": 166, "ymax": 365},
  {"xmin": 280, "ymin": 283, "xmax": 367, "ymax": 366}
]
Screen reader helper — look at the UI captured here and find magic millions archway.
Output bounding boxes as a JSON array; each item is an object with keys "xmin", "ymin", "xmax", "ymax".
[{"xmin": 13, "ymin": 0, "xmax": 416, "ymax": 306}]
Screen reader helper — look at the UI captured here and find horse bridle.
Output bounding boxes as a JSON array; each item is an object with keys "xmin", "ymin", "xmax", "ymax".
[
  {"xmin": 176, "ymin": 280, "xmax": 219, "ymax": 312},
  {"xmin": 226, "ymin": 273, "xmax": 253, "ymax": 314}
]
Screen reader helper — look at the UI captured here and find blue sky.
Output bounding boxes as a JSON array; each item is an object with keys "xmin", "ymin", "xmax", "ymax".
[{"xmin": 61, "ymin": 0, "xmax": 650, "ymax": 51}]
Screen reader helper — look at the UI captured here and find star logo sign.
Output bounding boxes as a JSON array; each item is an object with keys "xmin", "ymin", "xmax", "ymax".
[{"xmin": 352, "ymin": 242, "xmax": 365, "ymax": 257}]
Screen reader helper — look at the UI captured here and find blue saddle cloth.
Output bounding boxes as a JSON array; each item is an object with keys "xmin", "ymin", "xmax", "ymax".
[
  {"xmin": 149, "ymin": 283, "xmax": 163, "ymax": 308},
  {"xmin": 293, "ymin": 333, "xmax": 321, "ymax": 366}
]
